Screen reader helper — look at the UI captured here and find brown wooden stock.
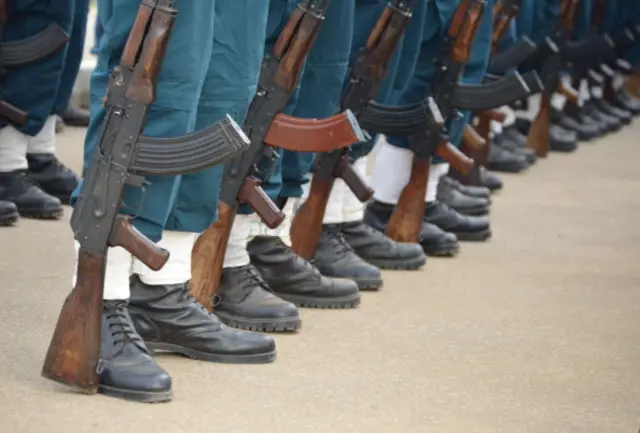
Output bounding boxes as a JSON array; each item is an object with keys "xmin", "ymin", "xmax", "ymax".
[
  {"xmin": 526, "ymin": 95, "xmax": 551, "ymax": 158},
  {"xmin": 474, "ymin": 114, "xmax": 492, "ymax": 167},
  {"xmin": 450, "ymin": 0, "xmax": 484, "ymax": 63},
  {"xmin": 463, "ymin": 124, "xmax": 487, "ymax": 150},
  {"xmin": 125, "ymin": 5, "xmax": 175, "ymax": 105},
  {"xmin": 290, "ymin": 179, "xmax": 333, "ymax": 260},
  {"xmin": 435, "ymin": 141, "xmax": 474, "ymax": 175},
  {"xmin": 264, "ymin": 112, "xmax": 361, "ymax": 153},
  {"xmin": 41, "ymin": 249, "xmax": 103, "ymax": 393},
  {"xmin": 190, "ymin": 203, "xmax": 236, "ymax": 310},
  {"xmin": 626, "ymin": 72, "xmax": 640, "ymax": 98},
  {"xmin": 238, "ymin": 177, "xmax": 285, "ymax": 229},
  {"xmin": 386, "ymin": 157, "xmax": 430, "ymax": 243},
  {"xmin": 557, "ymin": 82, "xmax": 579, "ymax": 105},
  {"xmin": 0, "ymin": 100, "xmax": 28, "ymax": 126},
  {"xmin": 459, "ymin": 126, "xmax": 484, "ymax": 187},
  {"xmin": 111, "ymin": 217, "xmax": 169, "ymax": 271},
  {"xmin": 120, "ymin": 1, "xmax": 155, "ymax": 68}
]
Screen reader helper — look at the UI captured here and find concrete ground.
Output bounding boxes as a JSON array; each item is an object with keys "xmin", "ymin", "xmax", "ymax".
[{"xmin": 0, "ymin": 124, "xmax": 639, "ymax": 433}]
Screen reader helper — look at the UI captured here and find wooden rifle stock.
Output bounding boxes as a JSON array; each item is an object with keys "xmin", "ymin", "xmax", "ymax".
[
  {"xmin": 526, "ymin": 95, "xmax": 551, "ymax": 157},
  {"xmin": 386, "ymin": 157, "xmax": 431, "ymax": 243},
  {"xmin": 191, "ymin": 203, "xmax": 236, "ymax": 309},
  {"xmin": 459, "ymin": 125, "xmax": 487, "ymax": 186},
  {"xmin": 557, "ymin": 81, "xmax": 579, "ymax": 105}
]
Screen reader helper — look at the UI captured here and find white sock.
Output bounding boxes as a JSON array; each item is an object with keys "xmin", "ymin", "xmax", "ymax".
[
  {"xmin": 551, "ymin": 75, "xmax": 572, "ymax": 111},
  {"xmin": 370, "ymin": 138, "xmax": 413, "ymax": 205},
  {"xmin": 27, "ymin": 115, "xmax": 56, "ymax": 154},
  {"xmin": 342, "ymin": 157, "xmax": 368, "ymax": 223},
  {"xmin": 250, "ymin": 197, "xmax": 297, "ymax": 246},
  {"xmin": 490, "ymin": 120, "xmax": 503, "ymax": 136},
  {"xmin": 515, "ymin": 94, "xmax": 541, "ymax": 121},
  {"xmin": 131, "ymin": 230, "xmax": 196, "ymax": 285},
  {"xmin": 222, "ymin": 215, "xmax": 252, "ymax": 268},
  {"xmin": 324, "ymin": 177, "xmax": 345, "ymax": 224},
  {"xmin": 613, "ymin": 72, "xmax": 625, "ymax": 91},
  {"xmin": 72, "ymin": 242, "xmax": 132, "ymax": 300},
  {"xmin": 591, "ymin": 86, "xmax": 604, "ymax": 99},
  {"xmin": 426, "ymin": 163, "xmax": 450, "ymax": 203},
  {"xmin": 579, "ymin": 79, "xmax": 590, "ymax": 106},
  {"xmin": 0, "ymin": 126, "xmax": 28, "ymax": 171},
  {"xmin": 500, "ymin": 106, "xmax": 516, "ymax": 128}
]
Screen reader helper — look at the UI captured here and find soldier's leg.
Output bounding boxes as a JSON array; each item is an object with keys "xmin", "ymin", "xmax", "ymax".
[
  {"xmin": 236, "ymin": 0, "xmax": 362, "ymax": 309},
  {"xmin": 27, "ymin": 0, "xmax": 89, "ymax": 206},
  {"xmin": 0, "ymin": 0, "xmax": 73, "ymax": 219},
  {"xmin": 333, "ymin": 0, "xmax": 426, "ymax": 273},
  {"xmin": 68, "ymin": 0, "xmax": 232, "ymax": 403}
]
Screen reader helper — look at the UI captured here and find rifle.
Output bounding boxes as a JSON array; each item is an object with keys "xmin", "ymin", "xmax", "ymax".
[
  {"xmin": 524, "ymin": 0, "xmax": 580, "ymax": 158},
  {"xmin": 289, "ymin": 0, "xmax": 413, "ymax": 261},
  {"xmin": 41, "ymin": 0, "xmax": 251, "ymax": 394},
  {"xmin": 491, "ymin": 0, "xmax": 521, "ymax": 54},
  {"xmin": 0, "ymin": 0, "xmax": 70, "ymax": 126},
  {"xmin": 189, "ymin": 0, "xmax": 365, "ymax": 309},
  {"xmin": 383, "ymin": 0, "xmax": 486, "ymax": 244}
]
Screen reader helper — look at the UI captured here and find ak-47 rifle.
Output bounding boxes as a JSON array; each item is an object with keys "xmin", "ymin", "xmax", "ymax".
[
  {"xmin": 524, "ymin": 0, "xmax": 580, "ymax": 158},
  {"xmin": 289, "ymin": 0, "xmax": 413, "ymax": 261},
  {"xmin": 460, "ymin": 0, "xmax": 523, "ymax": 187},
  {"xmin": 382, "ymin": 0, "xmax": 485, "ymax": 244},
  {"xmin": 0, "ymin": 0, "xmax": 70, "ymax": 126},
  {"xmin": 41, "ymin": 0, "xmax": 251, "ymax": 394},
  {"xmin": 189, "ymin": 0, "xmax": 365, "ymax": 309},
  {"xmin": 358, "ymin": 1, "xmax": 539, "ymax": 138}
]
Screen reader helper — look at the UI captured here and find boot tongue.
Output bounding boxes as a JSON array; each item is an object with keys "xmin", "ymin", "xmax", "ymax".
[{"xmin": 105, "ymin": 301, "xmax": 147, "ymax": 354}]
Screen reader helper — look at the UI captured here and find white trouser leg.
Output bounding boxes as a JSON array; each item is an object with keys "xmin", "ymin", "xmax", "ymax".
[
  {"xmin": 27, "ymin": 115, "xmax": 57, "ymax": 154},
  {"xmin": 491, "ymin": 120, "xmax": 503, "ymax": 136},
  {"xmin": 515, "ymin": 94, "xmax": 541, "ymax": 121},
  {"xmin": 72, "ymin": 242, "xmax": 132, "ymax": 300},
  {"xmin": 370, "ymin": 138, "xmax": 413, "ymax": 205},
  {"xmin": 426, "ymin": 163, "xmax": 450, "ymax": 203},
  {"xmin": 0, "ymin": 126, "xmax": 28, "ymax": 171},
  {"xmin": 131, "ymin": 231, "xmax": 196, "ymax": 285},
  {"xmin": 250, "ymin": 197, "xmax": 297, "ymax": 247},
  {"xmin": 299, "ymin": 175, "xmax": 345, "ymax": 224},
  {"xmin": 342, "ymin": 157, "xmax": 368, "ymax": 223},
  {"xmin": 222, "ymin": 215, "xmax": 252, "ymax": 268},
  {"xmin": 579, "ymin": 79, "xmax": 590, "ymax": 106}
]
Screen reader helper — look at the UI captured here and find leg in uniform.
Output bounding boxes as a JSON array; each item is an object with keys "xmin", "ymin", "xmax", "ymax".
[{"xmin": 70, "ymin": 0, "xmax": 275, "ymax": 403}]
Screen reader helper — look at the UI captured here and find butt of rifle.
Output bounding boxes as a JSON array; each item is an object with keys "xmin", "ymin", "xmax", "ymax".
[
  {"xmin": 264, "ymin": 110, "xmax": 365, "ymax": 153},
  {"xmin": 526, "ymin": 96, "xmax": 552, "ymax": 158},
  {"xmin": 41, "ymin": 249, "xmax": 104, "ymax": 393},
  {"xmin": 386, "ymin": 157, "xmax": 430, "ymax": 244},
  {"xmin": 290, "ymin": 179, "xmax": 333, "ymax": 260}
]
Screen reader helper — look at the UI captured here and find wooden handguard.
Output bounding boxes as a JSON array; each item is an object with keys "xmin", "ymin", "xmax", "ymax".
[
  {"xmin": 449, "ymin": 0, "xmax": 485, "ymax": 63},
  {"xmin": 264, "ymin": 112, "xmax": 363, "ymax": 152}
]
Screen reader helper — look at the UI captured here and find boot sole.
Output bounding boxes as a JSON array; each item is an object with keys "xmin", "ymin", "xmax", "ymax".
[
  {"xmin": 277, "ymin": 292, "xmax": 361, "ymax": 309},
  {"xmin": 454, "ymin": 229, "xmax": 492, "ymax": 242},
  {"xmin": 19, "ymin": 207, "xmax": 63, "ymax": 220},
  {"xmin": 353, "ymin": 277, "xmax": 383, "ymax": 291},
  {"xmin": 423, "ymin": 242, "xmax": 460, "ymax": 257},
  {"xmin": 145, "ymin": 341, "xmax": 277, "ymax": 364},
  {"xmin": 99, "ymin": 384, "xmax": 173, "ymax": 404},
  {"xmin": 0, "ymin": 212, "xmax": 19, "ymax": 226},
  {"xmin": 215, "ymin": 312, "xmax": 302, "ymax": 333},
  {"xmin": 363, "ymin": 254, "xmax": 426, "ymax": 271}
]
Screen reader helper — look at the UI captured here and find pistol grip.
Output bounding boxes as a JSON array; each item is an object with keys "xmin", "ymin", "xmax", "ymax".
[
  {"xmin": 238, "ymin": 177, "xmax": 285, "ymax": 229},
  {"xmin": 335, "ymin": 157, "xmax": 374, "ymax": 203},
  {"xmin": 111, "ymin": 216, "xmax": 169, "ymax": 271},
  {"xmin": 435, "ymin": 142, "xmax": 474, "ymax": 176},
  {"xmin": 0, "ymin": 100, "xmax": 28, "ymax": 126}
]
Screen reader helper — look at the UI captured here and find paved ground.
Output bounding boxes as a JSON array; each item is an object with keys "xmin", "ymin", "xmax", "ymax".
[{"xmin": 0, "ymin": 125, "xmax": 639, "ymax": 433}]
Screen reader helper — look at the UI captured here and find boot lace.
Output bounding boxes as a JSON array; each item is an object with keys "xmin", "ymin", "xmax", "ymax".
[
  {"xmin": 104, "ymin": 301, "xmax": 143, "ymax": 349},
  {"xmin": 238, "ymin": 265, "xmax": 273, "ymax": 295},
  {"xmin": 325, "ymin": 225, "xmax": 355, "ymax": 255}
]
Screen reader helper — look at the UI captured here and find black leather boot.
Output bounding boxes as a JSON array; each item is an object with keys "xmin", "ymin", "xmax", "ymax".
[
  {"xmin": 614, "ymin": 89, "xmax": 640, "ymax": 115},
  {"xmin": 424, "ymin": 201, "xmax": 491, "ymax": 242},
  {"xmin": 549, "ymin": 124, "xmax": 578, "ymax": 152},
  {"xmin": 128, "ymin": 276, "xmax": 277, "ymax": 363},
  {"xmin": 98, "ymin": 300, "xmax": 172, "ymax": 403},
  {"xmin": 0, "ymin": 200, "xmax": 18, "ymax": 226},
  {"xmin": 557, "ymin": 113, "xmax": 601, "ymax": 141},
  {"xmin": 0, "ymin": 170, "xmax": 62, "ymax": 219},
  {"xmin": 247, "ymin": 236, "xmax": 361, "ymax": 309},
  {"xmin": 480, "ymin": 167, "xmax": 503, "ymax": 192},
  {"xmin": 215, "ymin": 264, "xmax": 301, "ymax": 332},
  {"xmin": 585, "ymin": 100, "xmax": 622, "ymax": 132},
  {"xmin": 339, "ymin": 220, "xmax": 427, "ymax": 270},
  {"xmin": 440, "ymin": 175, "xmax": 491, "ymax": 200},
  {"xmin": 437, "ymin": 175, "xmax": 490, "ymax": 216},
  {"xmin": 493, "ymin": 134, "xmax": 537, "ymax": 165},
  {"xmin": 487, "ymin": 143, "xmax": 529, "ymax": 173},
  {"xmin": 593, "ymin": 98, "xmax": 633, "ymax": 125},
  {"xmin": 313, "ymin": 224, "xmax": 383, "ymax": 290},
  {"xmin": 58, "ymin": 105, "xmax": 90, "ymax": 127},
  {"xmin": 27, "ymin": 153, "xmax": 79, "ymax": 204},
  {"xmin": 364, "ymin": 200, "xmax": 459, "ymax": 257}
]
